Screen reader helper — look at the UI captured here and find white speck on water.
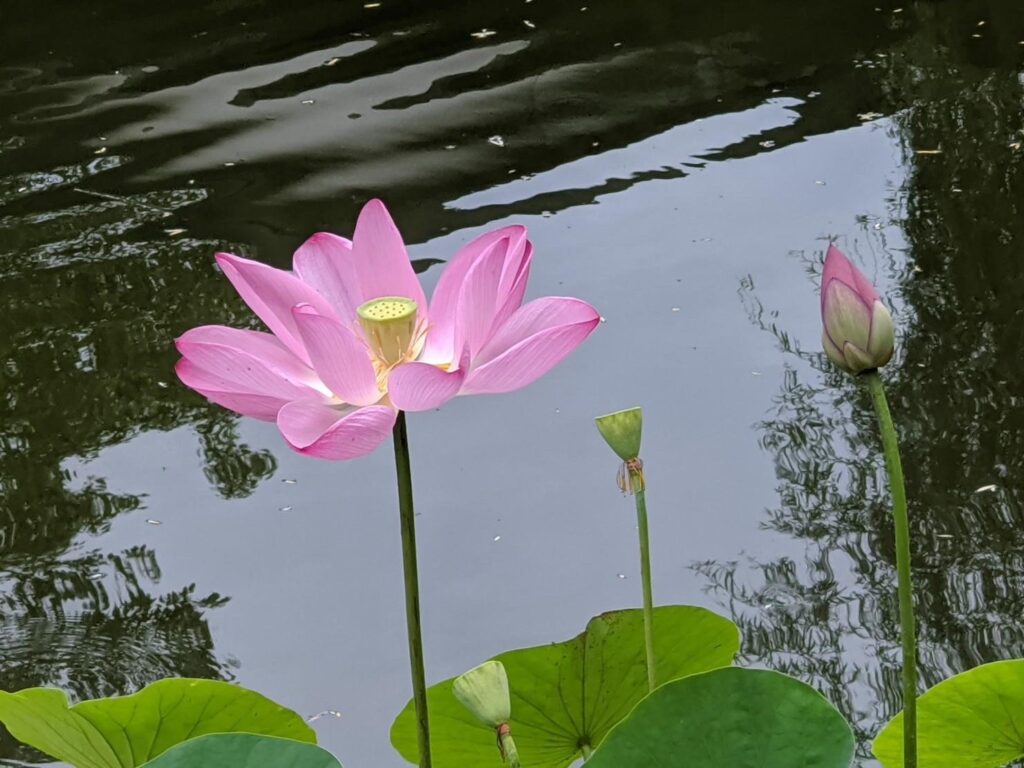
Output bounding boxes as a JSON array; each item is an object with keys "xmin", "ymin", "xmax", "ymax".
[
  {"xmin": 156, "ymin": 381, "xmax": 168, "ymax": 388},
  {"xmin": 936, "ymin": 534, "xmax": 954, "ymax": 539},
  {"xmin": 471, "ymin": 29, "xmax": 497, "ymax": 39},
  {"xmin": 751, "ymin": 371, "xmax": 762, "ymax": 376},
  {"xmin": 493, "ymin": 535, "xmax": 501, "ymax": 542},
  {"xmin": 364, "ymin": 2, "xmax": 380, "ymax": 7},
  {"xmin": 279, "ymin": 505, "xmax": 293, "ymax": 512},
  {"xmin": 815, "ymin": 180, "xmax": 827, "ymax": 186},
  {"xmin": 164, "ymin": 228, "xmax": 186, "ymax": 236},
  {"xmin": 223, "ymin": 162, "xmax": 236, "ymax": 167},
  {"xmin": 523, "ymin": 19, "xmax": 535, "ymax": 28},
  {"xmin": 671, "ymin": 307, "xmax": 680, "ymax": 313},
  {"xmin": 308, "ymin": 710, "xmax": 343, "ymax": 722},
  {"xmin": 301, "ymin": 99, "xmax": 315, "ymax": 105},
  {"xmin": 444, "ymin": 144, "xmax": 456, "ymax": 150},
  {"xmin": 617, "ymin": 573, "xmax": 627, "ymax": 580},
  {"xmin": 94, "ymin": 147, "xmax": 108, "ymax": 155},
  {"xmin": 89, "ymin": 572, "xmax": 104, "ymax": 581},
  {"xmin": 858, "ymin": 112, "xmax": 884, "ymax": 121},
  {"xmin": 759, "ymin": 139, "xmax": 776, "ymax": 148},
  {"xmin": 488, "ymin": 135, "xmax": 506, "ymax": 147},
  {"xmin": 975, "ymin": 484, "xmax": 998, "ymax": 493},
  {"xmin": 325, "ymin": 57, "xmax": 341, "ymax": 66},
  {"xmin": 282, "ymin": 478, "xmax": 298, "ymax": 484},
  {"xmin": 146, "ymin": 519, "xmax": 163, "ymax": 526}
]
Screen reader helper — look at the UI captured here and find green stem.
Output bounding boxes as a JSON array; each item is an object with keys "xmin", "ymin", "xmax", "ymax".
[
  {"xmin": 865, "ymin": 372, "xmax": 917, "ymax": 768},
  {"xmin": 499, "ymin": 730, "xmax": 521, "ymax": 768},
  {"xmin": 633, "ymin": 479, "xmax": 656, "ymax": 693},
  {"xmin": 579, "ymin": 743, "xmax": 592, "ymax": 761},
  {"xmin": 392, "ymin": 411, "xmax": 432, "ymax": 768}
]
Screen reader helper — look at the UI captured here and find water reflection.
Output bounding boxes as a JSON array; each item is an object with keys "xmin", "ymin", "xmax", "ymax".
[
  {"xmin": 715, "ymin": 9, "xmax": 1024, "ymax": 758},
  {"xmin": 1, "ymin": 0, "xmax": 1024, "ymax": 765}
]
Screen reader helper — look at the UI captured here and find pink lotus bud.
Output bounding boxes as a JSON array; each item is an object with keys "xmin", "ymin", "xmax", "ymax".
[{"xmin": 820, "ymin": 244, "xmax": 895, "ymax": 374}]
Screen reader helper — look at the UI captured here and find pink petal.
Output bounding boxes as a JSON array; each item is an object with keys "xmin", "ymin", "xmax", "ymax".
[
  {"xmin": 293, "ymin": 232, "xmax": 362, "ymax": 322},
  {"xmin": 176, "ymin": 326, "xmax": 322, "ymax": 402},
  {"xmin": 292, "ymin": 305, "xmax": 381, "ymax": 406},
  {"xmin": 464, "ymin": 297, "xmax": 599, "ymax": 395},
  {"xmin": 176, "ymin": 359, "xmax": 288, "ymax": 421},
  {"xmin": 388, "ymin": 350, "xmax": 469, "ymax": 412},
  {"xmin": 216, "ymin": 253, "xmax": 338, "ymax": 366},
  {"xmin": 822, "ymin": 244, "xmax": 879, "ymax": 311},
  {"xmin": 421, "ymin": 226, "xmax": 529, "ymax": 364},
  {"xmin": 351, "ymin": 199, "xmax": 428, "ymax": 312},
  {"xmin": 277, "ymin": 401, "xmax": 396, "ymax": 460}
]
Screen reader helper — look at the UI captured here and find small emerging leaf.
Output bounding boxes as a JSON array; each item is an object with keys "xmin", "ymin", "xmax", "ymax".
[
  {"xmin": 0, "ymin": 678, "xmax": 315, "ymax": 768},
  {"xmin": 873, "ymin": 659, "xmax": 1024, "ymax": 768},
  {"xmin": 588, "ymin": 667, "xmax": 855, "ymax": 768}
]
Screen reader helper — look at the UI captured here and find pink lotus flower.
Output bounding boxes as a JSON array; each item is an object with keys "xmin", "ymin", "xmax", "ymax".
[
  {"xmin": 176, "ymin": 200, "xmax": 600, "ymax": 459},
  {"xmin": 820, "ymin": 244, "xmax": 895, "ymax": 374}
]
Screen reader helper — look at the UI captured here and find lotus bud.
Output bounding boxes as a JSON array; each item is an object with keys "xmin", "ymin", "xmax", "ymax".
[
  {"xmin": 820, "ymin": 244, "xmax": 895, "ymax": 375},
  {"xmin": 452, "ymin": 661, "xmax": 511, "ymax": 728},
  {"xmin": 595, "ymin": 407, "xmax": 645, "ymax": 494}
]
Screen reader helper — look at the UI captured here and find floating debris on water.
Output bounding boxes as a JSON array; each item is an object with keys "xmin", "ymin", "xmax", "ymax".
[
  {"xmin": 279, "ymin": 505, "xmax": 293, "ymax": 512},
  {"xmin": 146, "ymin": 519, "xmax": 163, "ymax": 526},
  {"xmin": 488, "ymin": 135, "xmax": 505, "ymax": 147},
  {"xmin": 308, "ymin": 710, "xmax": 343, "ymax": 722},
  {"xmin": 282, "ymin": 478, "xmax": 298, "ymax": 484},
  {"xmin": 975, "ymin": 484, "xmax": 998, "ymax": 493},
  {"xmin": 493, "ymin": 535, "xmax": 501, "ymax": 542},
  {"xmin": 164, "ymin": 228, "xmax": 186, "ymax": 236},
  {"xmin": 523, "ymin": 20, "xmax": 535, "ymax": 29},
  {"xmin": 617, "ymin": 573, "xmax": 627, "ymax": 579},
  {"xmin": 324, "ymin": 57, "xmax": 341, "ymax": 66},
  {"xmin": 471, "ymin": 29, "xmax": 497, "ymax": 40},
  {"xmin": 301, "ymin": 99, "xmax": 315, "ymax": 105}
]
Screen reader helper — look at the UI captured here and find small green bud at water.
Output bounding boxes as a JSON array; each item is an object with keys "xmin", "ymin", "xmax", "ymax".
[
  {"xmin": 595, "ymin": 407, "xmax": 643, "ymax": 461},
  {"xmin": 452, "ymin": 660, "xmax": 511, "ymax": 728}
]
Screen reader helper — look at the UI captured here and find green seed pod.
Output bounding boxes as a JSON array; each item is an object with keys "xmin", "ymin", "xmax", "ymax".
[
  {"xmin": 595, "ymin": 407, "xmax": 643, "ymax": 461},
  {"xmin": 452, "ymin": 660, "xmax": 511, "ymax": 728}
]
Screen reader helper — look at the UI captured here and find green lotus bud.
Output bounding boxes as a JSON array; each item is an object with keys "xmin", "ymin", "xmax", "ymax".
[
  {"xmin": 595, "ymin": 407, "xmax": 643, "ymax": 461},
  {"xmin": 452, "ymin": 660, "xmax": 511, "ymax": 728}
]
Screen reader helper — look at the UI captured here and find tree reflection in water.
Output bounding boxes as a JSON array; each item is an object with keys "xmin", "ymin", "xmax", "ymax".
[{"xmin": 708, "ymin": 9, "xmax": 1024, "ymax": 756}]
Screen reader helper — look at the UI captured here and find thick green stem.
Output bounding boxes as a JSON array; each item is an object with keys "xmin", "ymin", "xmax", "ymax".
[
  {"xmin": 499, "ymin": 730, "xmax": 521, "ymax": 768},
  {"xmin": 392, "ymin": 412, "xmax": 432, "ymax": 768},
  {"xmin": 633, "ymin": 479, "xmax": 656, "ymax": 693},
  {"xmin": 579, "ymin": 743, "xmax": 592, "ymax": 761},
  {"xmin": 865, "ymin": 372, "xmax": 917, "ymax": 768}
]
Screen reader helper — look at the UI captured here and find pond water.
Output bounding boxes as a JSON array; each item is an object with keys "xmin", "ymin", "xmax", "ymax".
[{"xmin": 2, "ymin": 1, "xmax": 1024, "ymax": 765}]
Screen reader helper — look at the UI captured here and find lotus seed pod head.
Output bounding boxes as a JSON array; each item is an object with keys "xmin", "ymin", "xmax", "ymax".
[
  {"xmin": 595, "ymin": 407, "xmax": 643, "ymax": 461},
  {"xmin": 452, "ymin": 660, "xmax": 511, "ymax": 728},
  {"xmin": 820, "ymin": 244, "xmax": 895, "ymax": 374}
]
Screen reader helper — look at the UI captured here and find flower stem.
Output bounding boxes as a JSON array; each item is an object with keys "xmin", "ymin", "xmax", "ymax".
[
  {"xmin": 499, "ymin": 728, "xmax": 521, "ymax": 768},
  {"xmin": 392, "ymin": 411, "xmax": 432, "ymax": 768},
  {"xmin": 865, "ymin": 372, "xmax": 917, "ymax": 768},
  {"xmin": 579, "ymin": 743, "xmax": 592, "ymax": 761},
  {"xmin": 632, "ymin": 475, "xmax": 656, "ymax": 693}
]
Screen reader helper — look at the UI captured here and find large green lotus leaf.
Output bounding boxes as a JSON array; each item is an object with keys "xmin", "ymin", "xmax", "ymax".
[
  {"xmin": 0, "ymin": 678, "xmax": 315, "ymax": 768},
  {"xmin": 873, "ymin": 659, "xmax": 1024, "ymax": 768},
  {"xmin": 140, "ymin": 734, "xmax": 341, "ymax": 768},
  {"xmin": 588, "ymin": 667, "xmax": 855, "ymax": 768},
  {"xmin": 391, "ymin": 606, "xmax": 739, "ymax": 768}
]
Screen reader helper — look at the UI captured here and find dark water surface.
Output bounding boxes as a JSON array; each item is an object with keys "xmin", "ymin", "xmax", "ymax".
[{"xmin": 2, "ymin": 1, "xmax": 1024, "ymax": 765}]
